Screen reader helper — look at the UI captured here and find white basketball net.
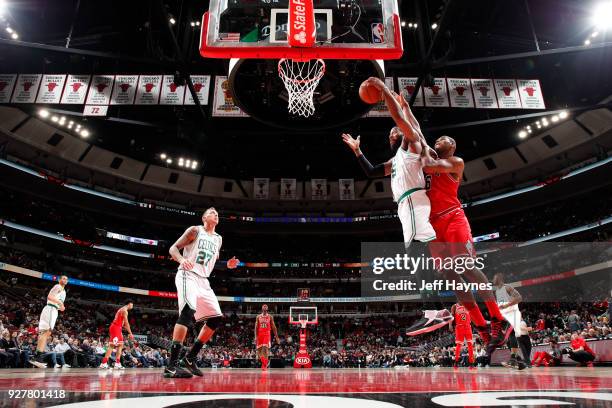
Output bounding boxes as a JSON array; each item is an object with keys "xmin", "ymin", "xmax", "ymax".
[{"xmin": 278, "ymin": 58, "xmax": 325, "ymax": 118}]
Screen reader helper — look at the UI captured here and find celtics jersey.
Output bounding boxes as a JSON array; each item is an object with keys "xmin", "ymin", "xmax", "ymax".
[
  {"xmin": 47, "ymin": 284, "xmax": 66, "ymax": 307},
  {"xmin": 390, "ymin": 146, "xmax": 426, "ymax": 203},
  {"xmin": 180, "ymin": 226, "xmax": 222, "ymax": 278}
]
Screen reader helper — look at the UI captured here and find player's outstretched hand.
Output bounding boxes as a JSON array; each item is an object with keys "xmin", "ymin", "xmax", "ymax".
[
  {"xmin": 227, "ymin": 256, "xmax": 240, "ymax": 269},
  {"xmin": 341, "ymin": 133, "xmax": 360, "ymax": 154},
  {"xmin": 180, "ymin": 258, "xmax": 195, "ymax": 271},
  {"xmin": 365, "ymin": 77, "xmax": 386, "ymax": 91}
]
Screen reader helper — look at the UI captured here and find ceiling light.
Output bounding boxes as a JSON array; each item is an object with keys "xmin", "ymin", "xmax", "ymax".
[
  {"xmin": 80, "ymin": 130, "xmax": 89, "ymax": 138},
  {"xmin": 542, "ymin": 118, "xmax": 549, "ymax": 126},
  {"xmin": 592, "ymin": 31, "xmax": 599, "ymax": 38},
  {"xmin": 195, "ymin": 21, "xmax": 200, "ymax": 26},
  {"xmin": 431, "ymin": 23, "xmax": 438, "ymax": 29},
  {"xmin": 413, "ymin": 23, "xmax": 418, "ymax": 28},
  {"xmin": 160, "ymin": 153, "xmax": 167, "ymax": 160},
  {"xmin": 38, "ymin": 109, "xmax": 49, "ymax": 118},
  {"xmin": 518, "ymin": 130, "xmax": 528, "ymax": 138},
  {"xmin": 401, "ymin": 21, "xmax": 406, "ymax": 27},
  {"xmin": 527, "ymin": 129, "xmax": 532, "ymax": 134},
  {"xmin": 6, "ymin": 27, "xmax": 12, "ymax": 34},
  {"xmin": 559, "ymin": 111, "xmax": 568, "ymax": 119},
  {"xmin": 536, "ymin": 124, "xmax": 542, "ymax": 129},
  {"xmin": 10, "ymin": 32, "xmax": 17, "ymax": 40},
  {"xmin": 169, "ymin": 17, "xmax": 176, "ymax": 25},
  {"xmin": 593, "ymin": 2, "xmax": 612, "ymax": 30},
  {"xmin": 584, "ymin": 39, "xmax": 591, "ymax": 46},
  {"xmin": 551, "ymin": 115, "xmax": 559, "ymax": 122},
  {"xmin": 51, "ymin": 116, "xmax": 58, "ymax": 122},
  {"xmin": 190, "ymin": 22, "xmax": 195, "ymax": 27},
  {"xmin": 192, "ymin": 161, "xmax": 198, "ymax": 169},
  {"xmin": 166, "ymin": 158, "xmax": 172, "ymax": 164},
  {"xmin": 185, "ymin": 160, "xmax": 191, "ymax": 167}
]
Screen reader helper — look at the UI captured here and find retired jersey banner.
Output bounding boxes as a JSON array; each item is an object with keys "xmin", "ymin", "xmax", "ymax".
[
  {"xmin": 517, "ymin": 79, "xmax": 545, "ymax": 109},
  {"xmin": 280, "ymin": 178, "xmax": 297, "ymax": 200},
  {"xmin": 86, "ymin": 75, "xmax": 114, "ymax": 105},
  {"xmin": 160, "ymin": 75, "xmax": 186, "ymax": 105},
  {"xmin": 494, "ymin": 79, "xmax": 521, "ymax": 109},
  {"xmin": 367, "ymin": 77, "xmax": 395, "ymax": 117},
  {"xmin": 184, "ymin": 75, "xmax": 211, "ymax": 105},
  {"xmin": 253, "ymin": 178, "xmax": 270, "ymax": 199},
  {"xmin": 61, "ymin": 75, "xmax": 90, "ymax": 104},
  {"xmin": 424, "ymin": 78, "xmax": 449, "ymax": 107},
  {"xmin": 339, "ymin": 178, "xmax": 355, "ymax": 200},
  {"xmin": 11, "ymin": 74, "xmax": 42, "ymax": 103},
  {"xmin": 0, "ymin": 74, "xmax": 17, "ymax": 103},
  {"xmin": 397, "ymin": 77, "xmax": 424, "ymax": 107},
  {"xmin": 36, "ymin": 75, "xmax": 66, "ymax": 104},
  {"xmin": 212, "ymin": 76, "xmax": 247, "ymax": 117},
  {"xmin": 311, "ymin": 179, "xmax": 327, "ymax": 200},
  {"xmin": 447, "ymin": 78, "xmax": 475, "ymax": 108},
  {"xmin": 135, "ymin": 75, "xmax": 162, "ymax": 105},
  {"xmin": 110, "ymin": 75, "xmax": 138, "ymax": 105},
  {"xmin": 471, "ymin": 79, "xmax": 498, "ymax": 109}
]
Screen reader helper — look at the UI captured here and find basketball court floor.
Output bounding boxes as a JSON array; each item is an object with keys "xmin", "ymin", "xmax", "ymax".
[{"xmin": 0, "ymin": 367, "xmax": 610, "ymax": 407}]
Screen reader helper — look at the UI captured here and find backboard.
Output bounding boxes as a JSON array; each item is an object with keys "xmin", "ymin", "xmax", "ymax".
[
  {"xmin": 289, "ymin": 306, "xmax": 318, "ymax": 328},
  {"xmin": 200, "ymin": 0, "xmax": 403, "ymax": 60}
]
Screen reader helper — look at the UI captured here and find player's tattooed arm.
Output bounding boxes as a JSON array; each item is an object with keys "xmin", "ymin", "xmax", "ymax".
[
  {"xmin": 341, "ymin": 133, "xmax": 391, "ymax": 177},
  {"xmin": 47, "ymin": 285, "xmax": 65, "ymax": 310},
  {"xmin": 421, "ymin": 151, "xmax": 464, "ymax": 175},
  {"xmin": 169, "ymin": 226, "xmax": 198, "ymax": 269},
  {"xmin": 500, "ymin": 286, "xmax": 523, "ymax": 310}
]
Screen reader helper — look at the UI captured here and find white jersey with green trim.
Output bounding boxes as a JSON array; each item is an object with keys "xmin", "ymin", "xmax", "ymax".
[
  {"xmin": 180, "ymin": 226, "xmax": 222, "ymax": 278},
  {"xmin": 47, "ymin": 284, "xmax": 66, "ymax": 306},
  {"xmin": 390, "ymin": 146, "xmax": 426, "ymax": 203}
]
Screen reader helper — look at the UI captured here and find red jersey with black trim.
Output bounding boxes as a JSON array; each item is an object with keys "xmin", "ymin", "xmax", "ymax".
[
  {"xmin": 454, "ymin": 305, "xmax": 471, "ymax": 328},
  {"xmin": 425, "ymin": 170, "xmax": 462, "ymax": 217},
  {"xmin": 257, "ymin": 314, "xmax": 271, "ymax": 335},
  {"xmin": 111, "ymin": 307, "xmax": 125, "ymax": 327}
]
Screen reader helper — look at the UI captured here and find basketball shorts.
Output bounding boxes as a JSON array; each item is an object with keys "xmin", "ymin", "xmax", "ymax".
[
  {"xmin": 500, "ymin": 306, "xmax": 522, "ymax": 332},
  {"xmin": 38, "ymin": 305, "xmax": 59, "ymax": 332},
  {"xmin": 109, "ymin": 324, "xmax": 123, "ymax": 346},
  {"xmin": 398, "ymin": 190, "xmax": 437, "ymax": 244},
  {"xmin": 430, "ymin": 208, "xmax": 476, "ymax": 263},
  {"xmin": 257, "ymin": 333, "xmax": 271, "ymax": 349},
  {"xmin": 455, "ymin": 326, "xmax": 473, "ymax": 343},
  {"xmin": 175, "ymin": 269, "xmax": 222, "ymax": 321}
]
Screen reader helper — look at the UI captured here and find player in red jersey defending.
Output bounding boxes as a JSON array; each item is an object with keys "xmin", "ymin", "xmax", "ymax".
[
  {"xmin": 450, "ymin": 303, "xmax": 474, "ymax": 368},
  {"xmin": 99, "ymin": 300, "xmax": 134, "ymax": 369},
  {"xmin": 255, "ymin": 304, "xmax": 280, "ymax": 370}
]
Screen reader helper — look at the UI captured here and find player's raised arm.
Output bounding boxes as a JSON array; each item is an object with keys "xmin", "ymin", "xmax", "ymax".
[
  {"xmin": 169, "ymin": 226, "xmax": 198, "ymax": 270},
  {"xmin": 364, "ymin": 77, "xmax": 420, "ymax": 145},
  {"xmin": 341, "ymin": 133, "xmax": 391, "ymax": 177},
  {"xmin": 270, "ymin": 315, "xmax": 280, "ymax": 344},
  {"xmin": 421, "ymin": 147, "xmax": 464, "ymax": 175}
]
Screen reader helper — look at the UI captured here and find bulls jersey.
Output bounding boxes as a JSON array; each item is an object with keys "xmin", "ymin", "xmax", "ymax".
[
  {"xmin": 180, "ymin": 226, "xmax": 222, "ymax": 278},
  {"xmin": 454, "ymin": 305, "xmax": 471, "ymax": 328},
  {"xmin": 424, "ymin": 170, "xmax": 462, "ymax": 217},
  {"xmin": 257, "ymin": 314, "xmax": 272, "ymax": 335},
  {"xmin": 390, "ymin": 146, "xmax": 426, "ymax": 203},
  {"xmin": 111, "ymin": 306, "xmax": 126, "ymax": 327},
  {"xmin": 47, "ymin": 284, "xmax": 66, "ymax": 307}
]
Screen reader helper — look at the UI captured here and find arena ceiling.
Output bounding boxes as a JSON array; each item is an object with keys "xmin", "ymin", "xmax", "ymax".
[{"xmin": 0, "ymin": 0, "xmax": 611, "ymax": 179}]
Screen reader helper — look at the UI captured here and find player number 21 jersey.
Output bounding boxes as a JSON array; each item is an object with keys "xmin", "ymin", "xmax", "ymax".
[
  {"xmin": 390, "ymin": 146, "xmax": 426, "ymax": 203},
  {"xmin": 180, "ymin": 226, "xmax": 222, "ymax": 278}
]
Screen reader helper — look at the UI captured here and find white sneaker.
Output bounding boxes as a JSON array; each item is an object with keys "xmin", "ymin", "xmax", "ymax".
[
  {"xmin": 62, "ymin": 364, "xmax": 71, "ymax": 368},
  {"xmin": 54, "ymin": 364, "xmax": 61, "ymax": 368},
  {"xmin": 99, "ymin": 363, "xmax": 109, "ymax": 369},
  {"xmin": 113, "ymin": 364, "xmax": 124, "ymax": 370}
]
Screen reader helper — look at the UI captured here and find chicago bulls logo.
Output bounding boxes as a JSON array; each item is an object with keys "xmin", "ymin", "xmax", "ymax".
[
  {"xmin": 119, "ymin": 83, "xmax": 131, "ymax": 92},
  {"xmin": 23, "ymin": 82, "xmax": 34, "ymax": 91},
  {"xmin": 193, "ymin": 82, "xmax": 204, "ymax": 92},
  {"xmin": 502, "ymin": 86, "xmax": 511, "ymax": 96},
  {"xmin": 46, "ymin": 82, "xmax": 58, "ymax": 92},
  {"xmin": 455, "ymin": 86, "xmax": 466, "ymax": 96},
  {"xmin": 169, "ymin": 83, "xmax": 178, "ymax": 92},
  {"xmin": 525, "ymin": 87, "xmax": 535, "ymax": 96},
  {"xmin": 71, "ymin": 82, "xmax": 83, "ymax": 92},
  {"xmin": 478, "ymin": 86, "xmax": 489, "ymax": 96},
  {"xmin": 405, "ymin": 85, "xmax": 415, "ymax": 95},
  {"xmin": 430, "ymin": 85, "xmax": 441, "ymax": 95},
  {"xmin": 95, "ymin": 83, "xmax": 108, "ymax": 93},
  {"xmin": 144, "ymin": 83, "xmax": 155, "ymax": 92}
]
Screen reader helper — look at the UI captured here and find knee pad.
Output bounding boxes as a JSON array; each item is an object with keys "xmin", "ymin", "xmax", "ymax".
[
  {"xmin": 177, "ymin": 307, "xmax": 195, "ymax": 327},
  {"xmin": 205, "ymin": 316, "xmax": 223, "ymax": 330}
]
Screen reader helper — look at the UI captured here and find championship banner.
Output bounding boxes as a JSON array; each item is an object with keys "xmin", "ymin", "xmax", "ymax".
[
  {"xmin": 311, "ymin": 178, "xmax": 327, "ymax": 200},
  {"xmin": 110, "ymin": 75, "xmax": 138, "ymax": 105},
  {"xmin": 85, "ymin": 75, "xmax": 115, "ymax": 105},
  {"xmin": 339, "ymin": 178, "xmax": 355, "ymax": 200},
  {"xmin": 160, "ymin": 75, "xmax": 186, "ymax": 105},
  {"xmin": 517, "ymin": 79, "xmax": 545, "ymax": 109},
  {"xmin": 397, "ymin": 77, "xmax": 424, "ymax": 107},
  {"xmin": 0, "ymin": 74, "xmax": 17, "ymax": 103},
  {"xmin": 60, "ymin": 75, "xmax": 91, "ymax": 104},
  {"xmin": 212, "ymin": 76, "xmax": 247, "ymax": 117},
  {"xmin": 135, "ymin": 75, "xmax": 162, "ymax": 105},
  {"xmin": 280, "ymin": 178, "xmax": 297, "ymax": 200},
  {"xmin": 36, "ymin": 74, "xmax": 66, "ymax": 104},
  {"xmin": 366, "ymin": 77, "xmax": 395, "ymax": 117},
  {"xmin": 11, "ymin": 74, "xmax": 42, "ymax": 103},
  {"xmin": 494, "ymin": 79, "xmax": 522, "ymax": 109},
  {"xmin": 184, "ymin": 75, "xmax": 211, "ymax": 105},
  {"xmin": 447, "ymin": 78, "xmax": 475, "ymax": 108},
  {"xmin": 423, "ymin": 78, "xmax": 450, "ymax": 107},
  {"xmin": 471, "ymin": 78, "xmax": 498, "ymax": 109},
  {"xmin": 253, "ymin": 177, "xmax": 270, "ymax": 199}
]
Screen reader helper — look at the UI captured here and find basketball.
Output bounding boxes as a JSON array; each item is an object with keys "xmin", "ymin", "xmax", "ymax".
[{"xmin": 359, "ymin": 81, "xmax": 383, "ymax": 104}]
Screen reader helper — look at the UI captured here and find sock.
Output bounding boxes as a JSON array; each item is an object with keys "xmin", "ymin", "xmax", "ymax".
[
  {"xmin": 484, "ymin": 300, "xmax": 504, "ymax": 321},
  {"xmin": 454, "ymin": 344, "xmax": 462, "ymax": 363},
  {"xmin": 467, "ymin": 342, "xmax": 474, "ymax": 364},
  {"xmin": 169, "ymin": 340, "xmax": 182, "ymax": 367},
  {"xmin": 186, "ymin": 340, "xmax": 204, "ymax": 360},
  {"xmin": 102, "ymin": 357, "xmax": 108, "ymax": 364},
  {"xmin": 463, "ymin": 302, "xmax": 487, "ymax": 327}
]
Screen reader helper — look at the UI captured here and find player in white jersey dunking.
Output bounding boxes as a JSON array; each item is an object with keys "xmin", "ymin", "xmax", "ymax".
[
  {"xmin": 30, "ymin": 275, "xmax": 68, "ymax": 368},
  {"xmin": 342, "ymin": 78, "xmax": 436, "ymax": 245},
  {"xmin": 164, "ymin": 207, "xmax": 240, "ymax": 378}
]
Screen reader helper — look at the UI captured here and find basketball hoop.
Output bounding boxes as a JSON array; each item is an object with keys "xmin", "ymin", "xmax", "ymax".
[{"xmin": 278, "ymin": 58, "xmax": 325, "ymax": 118}]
